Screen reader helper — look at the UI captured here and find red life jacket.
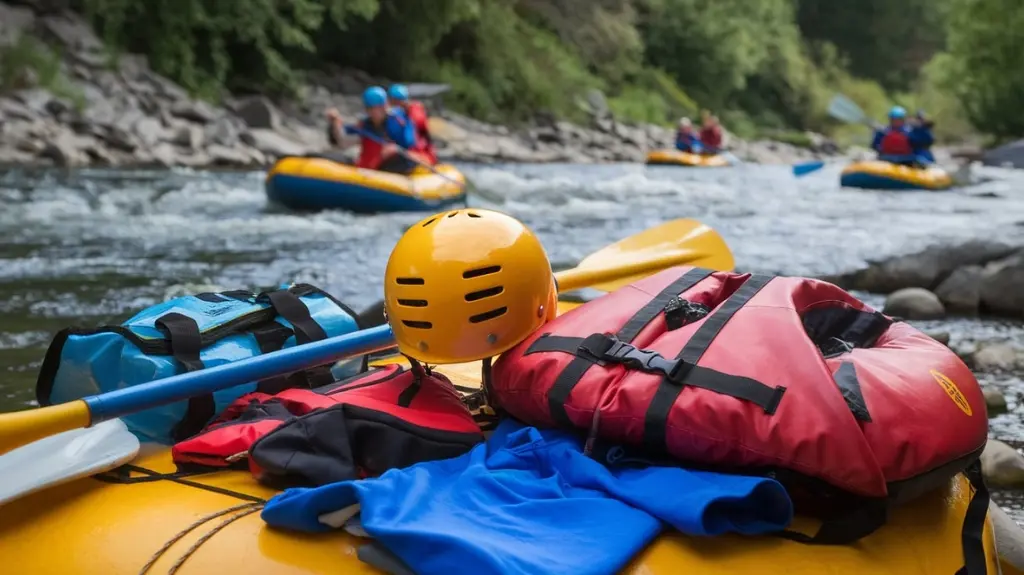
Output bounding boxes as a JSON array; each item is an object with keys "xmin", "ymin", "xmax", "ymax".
[
  {"xmin": 356, "ymin": 119, "xmax": 390, "ymax": 170},
  {"xmin": 172, "ymin": 364, "xmax": 484, "ymax": 487},
  {"xmin": 879, "ymin": 128, "xmax": 913, "ymax": 155},
  {"xmin": 406, "ymin": 101, "xmax": 437, "ymax": 165},
  {"xmin": 489, "ymin": 267, "xmax": 989, "ymax": 552},
  {"xmin": 699, "ymin": 125, "xmax": 722, "ymax": 150}
]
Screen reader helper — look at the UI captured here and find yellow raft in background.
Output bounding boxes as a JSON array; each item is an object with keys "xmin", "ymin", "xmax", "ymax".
[
  {"xmin": 840, "ymin": 160, "xmax": 953, "ymax": 191},
  {"xmin": 0, "ymin": 296, "xmax": 1004, "ymax": 574},
  {"xmin": 265, "ymin": 156, "xmax": 467, "ymax": 213},
  {"xmin": 645, "ymin": 149, "xmax": 731, "ymax": 167}
]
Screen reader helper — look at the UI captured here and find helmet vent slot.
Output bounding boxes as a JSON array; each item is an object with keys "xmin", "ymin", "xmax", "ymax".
[
  {"xmin": 469, "ymin": 307, "xmax": 507, "ymax": 323},
  {"xmin": 397, "ymin": 298, "xmax": 428, "ymax": 307},
  {"xmin": 463, "ymin": 265, "xmax": 501, "ymax": 279},
  {"xmin": 465, "ymin": 286, "xmax": 503, "ymax": 302},
  {"xmin": 402, "ymin": 320, "xmax": 432, "ymax": 329},
  {"xmin": 396, "ymin": 277, "xmax": 425, "ymax": 285},
  {"xmin": 421, "ymin": 217, "xmax": 437, "ymax": 227},
  {"xmin": 467, "ymin": 212, "xmax": 481, "ymax": 218}
]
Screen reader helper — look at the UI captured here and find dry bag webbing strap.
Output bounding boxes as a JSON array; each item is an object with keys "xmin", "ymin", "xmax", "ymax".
[
  {"xmin": 156, "ymin": 313, "xmax": 216, "ymax": 441},
  {"xmin": 540, "ymin": 267, "xmax": 715, "ymax": 427},
  {"xmin": 643, "ymin": 273, "xmax": 779, "ymax": 450}
]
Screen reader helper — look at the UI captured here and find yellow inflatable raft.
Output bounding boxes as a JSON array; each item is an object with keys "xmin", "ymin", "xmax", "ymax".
[
  {"xmin": 645, "ymin": 149, "xmax": 731, "ymax": 167},
  {"xmin": 0, "ymin": 297, "xmax": 1004, "ymax": 575},
  {"xmin": 840, "ymin": 160, "xmax": 952, "ymax": 191},
  {"xmin": 265, "ymin": 156, "xmax": 467, "ymax": 213}
]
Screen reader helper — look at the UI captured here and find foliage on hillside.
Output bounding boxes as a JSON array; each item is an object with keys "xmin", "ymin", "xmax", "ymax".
[{"xmin": 65, "ymin": 0, "xmax": 1004, "ymax": 140}]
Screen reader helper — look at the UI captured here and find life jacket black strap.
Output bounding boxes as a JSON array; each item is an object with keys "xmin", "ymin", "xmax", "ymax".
[
  {"xmin": 156, "ymin": 312, "xmax": 216, "ymax": 441},
  {"xmin": 540, "ymin": 267, "xmax": 715, "ymax": 427},
  {"xmin": 643, "ymin": 273, "xmax": 780, "ymax": 450}
]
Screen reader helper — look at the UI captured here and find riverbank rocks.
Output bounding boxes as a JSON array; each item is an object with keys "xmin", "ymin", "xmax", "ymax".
[
  {"xmin": 882, "ymin": 287, "xmax": 945, "ymax": 320},
  {"xmin": 973, "ymin": 343, "xmax": 1024, "ymax": 372},
  {"xmin": 981, "ymin": 440, "xmax": 1024, "ymax": 488},
  {"xmin": 826, "ymin": 239, "xmax": 1024, "ymax": 319},
  {"xmin": 984, "ymin": 387, "xmax": 1009, "ymax": 415},
  {"xmin": 0, "ymin": 2, "xmax": 844, "ymax": 170}
]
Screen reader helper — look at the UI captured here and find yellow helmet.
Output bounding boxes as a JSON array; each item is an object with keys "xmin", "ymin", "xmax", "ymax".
[{"xmin": 384, "ymin": 209, "xmax": 557, "ymax": 364}]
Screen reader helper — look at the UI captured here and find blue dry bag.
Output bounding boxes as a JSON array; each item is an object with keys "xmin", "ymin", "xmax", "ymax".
[{"xmin": 36, "ymin": 284, "xmax": 364, "ymax": 443}]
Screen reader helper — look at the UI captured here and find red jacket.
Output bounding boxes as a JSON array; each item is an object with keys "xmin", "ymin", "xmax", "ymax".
[
  {"xmin": 406, "ymin": 101, "xmax": 437, "ymax": 165},
  {"xmin": 878, "ymin": 128, "xmax": 913, "ymax": 155},
  {"xmin": 354, "ymin": 119, "xmax": 390, "ymax": 170},
  {"xmin": 699, "ymin": 125, "xmax": 722, "ymax": 151}
]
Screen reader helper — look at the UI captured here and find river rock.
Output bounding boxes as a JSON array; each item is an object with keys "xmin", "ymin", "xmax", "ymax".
[
  {"xmin": 980, "ymin": 440, "xmax": 1024, "ymax": 488},
  {"xmin": 923, "ymin": 330, "xmax": 951, "ymax": 346},
  {"xmin": 982, "ymin": 138, "xmax": 1024, "ymax": 169},
  {"xmin": 235, "ymin": 96, "xmax": 281, "ymax": 130},
  {"xmin": 972, "ymin": 343, "xmax": 1022, "ymax": 372},
  {"xmin": 170, "ymin": 100, "xmax": 218, "ymax": 124},
  {"xmin": 882, "ymin": 288, "xmax": 945, "ymax": 320},
  {"xmin": 241, "ymin": 128, "xmax": 306, "ymax": 158},
  {"xmin": 991, "ymin": 502, "xmax": 1024, "ymax": 574},
  {"xmin": 38, "ymin": 130, "xmax": 86, "ymax": 166},
  {"xmin": 934, "ymin": 265, "xmax": 984, "ymax": 314},
  {"xmin": 983, "ymin": 387, "xmax": 1008, "ymax": 415},
  {"xmin": 978, "ymin": 251, "xmax": 1024, "ymax": 318},
  {"xmin": 829, "ymin": 240, "xmax": 1018, "ymax": 293}
]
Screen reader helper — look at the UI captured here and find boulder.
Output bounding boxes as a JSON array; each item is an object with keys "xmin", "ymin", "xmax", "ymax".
[
  {"xmin": 882, "ymin": 287, "xmax": 945, "ymax": 320},
  {"xmin": 978, "ymin": 252, "xmax": 1024, "ymax": 318},
  {"xmin": 934, "ymin": 265, "xmax": 984, "ymax": 313},
  {"xmin": 170, "ymin": 100, "xmax": 218, "ymax": 124},
  {"xmin": 923, "ymin": 330, "xmax": 951, "ymax": 346},
  {"xmin": 241, "ymin": 128, "xmax": 306, "ymax": 158},
  {"xmin": 980, "ymin": 439, "xmax": 1024, "ymax": 488},
  {"xmin": 169, "ymin": 125, "xmax": 203, "ymax": 150},
  {"xmin": 981, "ymin": 138, "xmax": 1024, "ymax": 169},
  {"xmin": 972, "ymin": 343, "xmax": 1022, "ymax": 372},
  {"xmin": 983, "ymin": 388, "xmax": 1008, "ymax": 415},
  {"xmin": 38, "ymin": 130, "xmax": 86, "ymax": 166},
  {"xmin": 235, "ymin": 96, "xmax": 281, "ymax": 130},
  {"xmin": 828, "ymin": 240, "xmax": 1017, "ymax": 293},
  {"xmin": 133, "ymin": 116, "xmax": 166, "ymax": 149}
]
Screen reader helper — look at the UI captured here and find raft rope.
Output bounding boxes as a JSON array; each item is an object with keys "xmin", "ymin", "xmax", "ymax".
[{"xmin": 138, "ymin": 501, "xmax": 264, "ymax": 575}]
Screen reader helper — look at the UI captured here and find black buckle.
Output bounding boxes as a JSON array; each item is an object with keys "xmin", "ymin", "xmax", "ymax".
[
  {"xmin": 664, "ymin": 297, "xmax": 710, "ymax": 331},
  {"xmin": 580, "ymin": 335, "xmax": 693, "ymax": 384}
]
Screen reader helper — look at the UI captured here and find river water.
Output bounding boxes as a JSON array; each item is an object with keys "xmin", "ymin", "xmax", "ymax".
[{"xmin": 3, "ymin": 161, "xmax": 1024, "ymax": 513}]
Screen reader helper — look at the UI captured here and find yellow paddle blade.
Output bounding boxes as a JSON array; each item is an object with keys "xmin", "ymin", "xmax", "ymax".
[
  {"xmin": 0, "ymin": 401, "xmax": 92, "ymax": 456},
  {"xmin": 555, "ymin": 218, "xmax": 734, "ymax": 292}
]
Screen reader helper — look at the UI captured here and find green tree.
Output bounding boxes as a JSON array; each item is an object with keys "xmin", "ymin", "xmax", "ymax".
[
  {"xmin": 797, "ymin": 0, "xmax": 949, "ymax": 92},
  {"xmin": 942, "ymin": 0, "xmax": 1024, "ymax": 138}
]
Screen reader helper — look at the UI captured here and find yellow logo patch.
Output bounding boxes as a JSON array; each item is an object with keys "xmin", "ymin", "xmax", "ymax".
[{"xmin": 930, "ymin": 370, "xmax": 973, "ymax": 416}]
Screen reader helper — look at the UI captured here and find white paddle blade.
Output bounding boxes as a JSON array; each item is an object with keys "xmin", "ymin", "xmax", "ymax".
[
  {"xmin": 0, "ymin": 418, "xmax": 140, "ymax": 506},
  {"xmin": 827, "ymin": 94, "xmax": 867, "ymax": 125}
]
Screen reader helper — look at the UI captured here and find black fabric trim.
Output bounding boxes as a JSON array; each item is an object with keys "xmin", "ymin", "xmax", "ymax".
[
  {"xmin": 833, "ymin": 362, "xmax": 872, "ymax": 422},
  {"xmin": 195, "ymin": 292, "xmax": 229, "ymax": 303},
  {"xmin": 956, "ymin": 459, "xmax": 990, "ymax": 575},
  {"xmin": 543, "ymin": 267, "xmax": 714, "ymax": 427},
  {"xmin": 156, "ymin": 312, "xmax": 216, "ymax": 441},
  {"xmin": 250, "ymin": 403, "xmax": 482, "ymax": 489},
  {"xmin": 778, "ymin": 500, "xmax": 888, "ymax": 544},
  {"xmin": 397, "ymin": 376, "xmax": 422, "ymax": 408},
  {"xmin": 643, "ymin": 274, "xmax": 777, "ymax": 449},
  {"xmin": 803, "ymin": 307, "xmax": 892, "ymax": 357},
  {"xmin": 263, "ymin": 288, "xmax": 328, "ymax": 344}
]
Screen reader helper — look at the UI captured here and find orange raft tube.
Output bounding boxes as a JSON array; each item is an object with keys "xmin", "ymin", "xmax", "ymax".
[
  {"xmin": 645, "ymin": 149, "xmax": 731, "ymax": 167},
  {"xmin": 0, "ymin": 299, "xmax": 1008, "ymax": 574}
]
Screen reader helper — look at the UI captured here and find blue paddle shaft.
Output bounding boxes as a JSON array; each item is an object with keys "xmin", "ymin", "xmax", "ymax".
[{"xmin": 84, "ymin": 325, "xmax": 396, "ymax": 423}]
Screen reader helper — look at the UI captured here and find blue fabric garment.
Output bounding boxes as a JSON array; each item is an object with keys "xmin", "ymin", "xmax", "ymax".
[
  {"xmin": 262, "ymin": 419, "xmax": 793, "ymax": 575},
  {"xmin": 675, "ymin": 130, "xmax": 704, "ymax": 153},
  {"xmin": 344, "ymin": 109, "xmax": 417, "ymax": 149}
]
